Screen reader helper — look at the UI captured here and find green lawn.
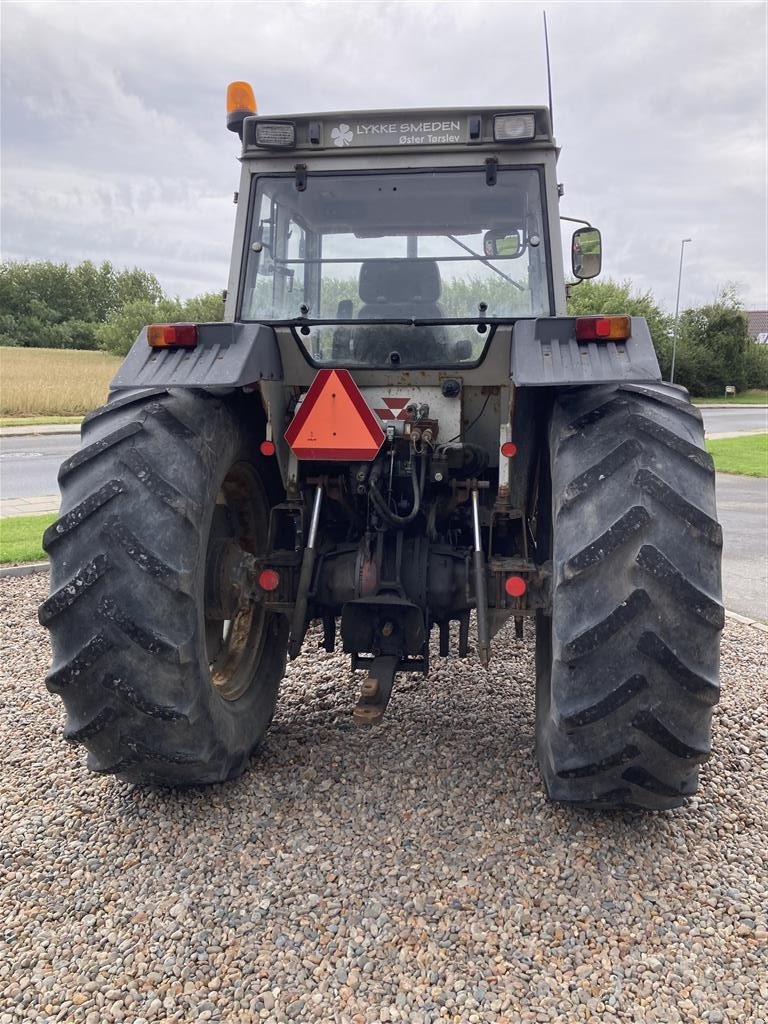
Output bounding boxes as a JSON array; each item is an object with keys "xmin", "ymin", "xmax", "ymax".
[
  {"xmin": 694, "ymin": 390, "xmax": 768, "ymax": 405},
  {"xmin": 0, "ymin": 514, "xmax": 56, "ymax": 564},
  {"xmin": 706, "ymin": 433, "xmax": 768, "ymax": 477},
  {"xmin": 0, "ymin": 415, "xmax": 83, "ymax": 427}
]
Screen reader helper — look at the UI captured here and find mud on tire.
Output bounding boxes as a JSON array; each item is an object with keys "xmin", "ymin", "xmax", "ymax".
[
  {"xmin": 536, "ymin": 383, "xmax": 723, "ymax": 809},
  {"xmin": 39, "ymin": 388, "xmax": 288, "ymax": 785}
]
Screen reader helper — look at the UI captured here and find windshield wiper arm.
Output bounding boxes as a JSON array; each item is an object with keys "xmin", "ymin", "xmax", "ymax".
[{"xmin": 445, "ymin": 234, "xmax": 525, "ymax": 291}]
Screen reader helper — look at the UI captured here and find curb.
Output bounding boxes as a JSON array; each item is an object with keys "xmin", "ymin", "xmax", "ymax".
[
  {"xmin": 706, "ymin": 430, "xmax": 767, "ymax": 439},
  {"xmin": 1, "ymin": 498, "xmax": 60, "ymax": 519},
  {"xmin": 1, "ymin": 559, "xmax": 766, "ymax": 633},
  {"xmin": 0, "ymin": 561, "xmax": 49, "ymax": 578},
  {"xmin": 0, "ymin": 424, "xmax": 82, "ymax": 437},
  {"xmin": 724, "ymin": 610, "xmax": 768, "ymax": 634}
]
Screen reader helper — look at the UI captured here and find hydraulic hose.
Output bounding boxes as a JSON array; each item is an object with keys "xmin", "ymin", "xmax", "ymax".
[{"xmin": 370, "ymin": 454, "xmax": 426, "ymax": 526}]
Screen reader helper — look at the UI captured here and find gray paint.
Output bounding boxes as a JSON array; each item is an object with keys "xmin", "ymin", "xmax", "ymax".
[
  {"xmin": 111, "ymin": 323, "xmax": 282, "ymax": 391},
  {"xmin": 511, "ymin": 317, "xmax": 661, "ymax": 386}
]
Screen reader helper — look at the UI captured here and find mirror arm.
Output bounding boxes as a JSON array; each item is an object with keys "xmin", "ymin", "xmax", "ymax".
[{"xmin": 560, "ymin": 215, "xmax": 593, "ymax": 228}]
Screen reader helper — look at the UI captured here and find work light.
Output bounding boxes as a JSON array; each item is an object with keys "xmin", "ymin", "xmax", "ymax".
[
  {"xmin": 254, "ymin": 122, "xmax": 296, "ymax": 148},
  {"xmin": 493, "ymin": 114, "xmax": 536, "ymax": 141}
]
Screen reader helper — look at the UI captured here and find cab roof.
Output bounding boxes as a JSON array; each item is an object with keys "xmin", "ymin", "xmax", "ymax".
[{"xmin": 241, "ymin": 106, "xmax": 554, "ymax": 157}]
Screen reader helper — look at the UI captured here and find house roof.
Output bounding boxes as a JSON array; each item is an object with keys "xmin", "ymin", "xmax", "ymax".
[{"xmin": 746, "ymin": 310, "xmax": 768, "ymax": 342}]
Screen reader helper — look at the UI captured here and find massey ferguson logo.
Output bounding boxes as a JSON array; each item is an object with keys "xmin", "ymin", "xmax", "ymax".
[
  {"xmin": 373, "ymin": 397, "xmax": 410, "ymax": 421},
  {"xmin": 331, "ymin": 123, "xmax": 353, "ymax": 147}
]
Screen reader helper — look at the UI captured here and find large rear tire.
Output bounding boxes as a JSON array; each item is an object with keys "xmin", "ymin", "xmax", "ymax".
[
  {"xmin": 536, "ymin": 383, "xmax": 723, "ymax": 809},
  {"xmin": 39, "ymin": 389, "xmax": 288, "ymax": 785}
]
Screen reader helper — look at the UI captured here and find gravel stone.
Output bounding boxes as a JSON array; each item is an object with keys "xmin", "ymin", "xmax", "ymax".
[{"xmin": 1, "ymin": 574, "xmax": 767, "ymax": 1023}]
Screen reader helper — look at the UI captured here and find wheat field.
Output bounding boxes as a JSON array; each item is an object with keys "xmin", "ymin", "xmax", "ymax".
[{"xmin": 0, "ymin": 347, "xmax": 123, "ymax": 417}]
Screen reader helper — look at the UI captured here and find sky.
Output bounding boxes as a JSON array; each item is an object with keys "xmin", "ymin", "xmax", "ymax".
[{"xmin": 2, "ymin": 0, "xmax": 766, "ymax": 313}]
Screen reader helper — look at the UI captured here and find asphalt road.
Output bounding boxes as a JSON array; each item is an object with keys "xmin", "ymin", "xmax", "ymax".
[
  {"xmin": 2, "ymin": 407, "xmax": 765, "ymax": 500},
  {"xmin": 702, "ymin": 406, "xmax": 768, "ymax": 435},
  {"xmin": 0, "ymin": 434, "xmax": 78, "ymax": 499},
  {"xmin": 716, "ymin": 473, "xmax": 768, "ymax": 621},
  {"xmin": 1, "ymin": 408, "xmax": 766, "ymax": 619}
]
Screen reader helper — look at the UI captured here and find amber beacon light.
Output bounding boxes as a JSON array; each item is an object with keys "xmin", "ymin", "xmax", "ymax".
[{"xmin": 226, "ymin": 81, "xmax": 257, "ymax": 136}]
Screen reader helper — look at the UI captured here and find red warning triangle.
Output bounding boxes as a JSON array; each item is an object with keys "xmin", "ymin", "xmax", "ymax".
[{"xmin": 285, "ymin": 369, "xmax": 385, "ymax": 461}]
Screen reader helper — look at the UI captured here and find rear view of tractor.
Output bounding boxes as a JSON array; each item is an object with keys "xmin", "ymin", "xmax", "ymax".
[{"xmin": 39, "ymin": 84, "xmax": 723, "ymax": 808}]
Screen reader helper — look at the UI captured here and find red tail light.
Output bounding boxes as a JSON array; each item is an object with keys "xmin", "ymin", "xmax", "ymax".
[
  {"xmin": 574, "ymin": 316, "xmax": 631, "ymax": 341},
  {"xmin": 500, "ymin": 441, "xmax": 518, "ymax": 458},
  {"xmin": 258, "ymin": 569, "xmax": 280, "ymax": 592},
  {"xmin": 147, "ymin": 324, "xmax": 198, "ymax": 348},
  {"xmin": 259, "ymin": 440, "xmax": 276, "ymax": 456},
  {"xmin": 505, "ymin": 575, "xmax": 527, "ymax": 598}
]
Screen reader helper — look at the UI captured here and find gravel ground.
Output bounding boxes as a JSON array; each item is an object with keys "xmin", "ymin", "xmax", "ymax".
[{"xmin": 1, "ymin": 574, "xmax": 767, "ymax": 1024}]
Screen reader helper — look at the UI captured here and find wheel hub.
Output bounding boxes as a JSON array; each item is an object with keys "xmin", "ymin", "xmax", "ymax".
[{"xmin": 205, "ymin": 538, "xmax": 256, "ymax": 620}]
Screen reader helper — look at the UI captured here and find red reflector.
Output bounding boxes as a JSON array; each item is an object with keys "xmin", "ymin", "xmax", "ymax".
[
  {"xmin": 285, "ymin": 369, "xmax": 385, "ymax": 461},
  {"xmin": 574, "ymin": 316, "xmax": 631, "ymax": 342},
  {"xmin": 147, "ymin": 323, "xmax": 198, "ymax": 348},
  {"xmin": 258, "ymin": 569, "xmax": 280, "ymax": 592},
  {"xmin": 501, "ymin": 441, "xmax": 518, "ymax": 458},
  {"xmin": 259, "ymin": 440, "xmax": 276, "ymax": 456},
  {"xmin": 505, "ymin": 575, "xmax": 527, "ymax": 598}
]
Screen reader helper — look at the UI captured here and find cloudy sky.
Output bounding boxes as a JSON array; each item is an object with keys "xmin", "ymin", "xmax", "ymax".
[{"xmin": 2, "ymin": 0, "xmax": 766, "ymax": 312}]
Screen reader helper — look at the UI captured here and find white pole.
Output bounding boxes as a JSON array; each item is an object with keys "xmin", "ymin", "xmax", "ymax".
[{"xmin": 670, "ymin": 238, "xmax": 692, "ymax": 384}]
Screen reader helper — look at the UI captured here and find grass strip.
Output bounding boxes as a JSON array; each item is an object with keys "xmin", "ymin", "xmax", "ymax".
[
  {"xmin": 694, "ymin": 390, "xmax": 768, "ymax": 405},
  {"xmin": 706, "ymin": 433, "xmax": 768, "ymax": 477},
  {"xmin": 0, "ymin": 514, "xmax": 56, "ymax": 565},
  {"xmin": 0, "ymin": 416, "xmax": 83, "ymax": 427}
]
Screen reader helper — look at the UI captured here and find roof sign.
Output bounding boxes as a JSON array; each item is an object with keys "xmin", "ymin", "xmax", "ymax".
[
  {"xmin": 327, "ymin": 117, "xmax": 465, "ymax": 148},
  {"xmin": 285, "ymin": 369, "xmax": 385, "ymax": 461}
]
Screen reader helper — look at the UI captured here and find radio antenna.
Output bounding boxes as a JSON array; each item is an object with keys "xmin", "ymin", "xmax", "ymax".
[{"xmin": 543, "ymin": 9, "xmax": 554, "ymax": 134}]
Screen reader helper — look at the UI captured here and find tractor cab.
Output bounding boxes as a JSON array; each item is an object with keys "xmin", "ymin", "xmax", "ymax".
[{"xmin": 224, "ymin": 90, "xmax": 586, "ymax": 372}]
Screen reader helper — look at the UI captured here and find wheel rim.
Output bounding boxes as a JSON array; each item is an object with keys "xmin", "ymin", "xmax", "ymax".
[{"xmin": 204, "ymin": 461, "xmax": 268, "ymax": 701}]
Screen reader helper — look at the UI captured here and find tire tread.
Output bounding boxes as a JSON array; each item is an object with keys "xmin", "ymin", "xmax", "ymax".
[{"xmin": 537, "ymin": 382, "xmax": 722, "ymax": 809}]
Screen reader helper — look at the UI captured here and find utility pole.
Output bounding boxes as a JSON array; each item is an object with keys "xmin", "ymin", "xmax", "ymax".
[{"xmin": 670, "ymin": 238, "xmax": 692, "ymax": 384}]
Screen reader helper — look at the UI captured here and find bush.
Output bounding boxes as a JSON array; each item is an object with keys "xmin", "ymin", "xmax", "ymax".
[
  {"xmin": 675, "ymin": 303, "xmax": 750, "ymax": 396},
  {"xmin": 97, "ymin": 292, "xmax": 225, "ymax": 356},
  {"xmin": 744, "ymin": 342, "xmax": 768, "ymax": 389}
]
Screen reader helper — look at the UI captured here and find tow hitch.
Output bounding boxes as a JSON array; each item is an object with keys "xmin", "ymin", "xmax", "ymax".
[{"xmin": 351, "ymin": 655, "xmax": 399, "ymax": 725}]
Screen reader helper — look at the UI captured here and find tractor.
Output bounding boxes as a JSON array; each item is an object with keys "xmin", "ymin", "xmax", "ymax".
[{"xmin": 40, "ymin": 83, "xmax": 722, "ymax": 808}]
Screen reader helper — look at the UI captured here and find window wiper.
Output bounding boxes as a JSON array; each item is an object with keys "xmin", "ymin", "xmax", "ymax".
[{"xmin": 445, "ymin": 234, "xmax": 525, "ymax": 291}]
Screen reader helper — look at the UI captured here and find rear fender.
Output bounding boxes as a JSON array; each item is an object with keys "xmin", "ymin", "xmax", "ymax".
[
  {"xmin": 110, "ymin": 323, "xmax": 283, "ymax": 391},
  {"xmin": 511, "ymin": 316, "xmax": 661, "ymax": 386}
]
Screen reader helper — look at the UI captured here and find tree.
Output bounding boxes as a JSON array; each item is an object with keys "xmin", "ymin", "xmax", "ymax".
[
  {"xmin": 676, "ymin": 301, "xmax": 751, "ymax": 396},
  {"xmin": 0, "ymin": 260, "xmax": 165, "ymax": 350},
  {"xmin": 97, "ymin": 292, "xmax": 225, "ymax": 356},
  {"xmin": 182, "ymin": 291, "xmax": 225, "ymax": 323},
  {"xmin": 98, "ymin": 298, "xmax": 185, "ymax": 355}
]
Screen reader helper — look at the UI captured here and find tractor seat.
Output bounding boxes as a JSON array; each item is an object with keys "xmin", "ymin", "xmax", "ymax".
[{"xmin": 353, "ymin": 259, "xmax": 447, "ymax": 363}]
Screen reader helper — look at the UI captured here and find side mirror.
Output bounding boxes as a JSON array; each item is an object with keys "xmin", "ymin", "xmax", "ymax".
[
  {"xmin": 483, "ymin": 229, "xmax": 521, "ymax": 258},
  {"xmin": 572, "ymin": 226, "xmax": 602, "ymax": 280}
]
